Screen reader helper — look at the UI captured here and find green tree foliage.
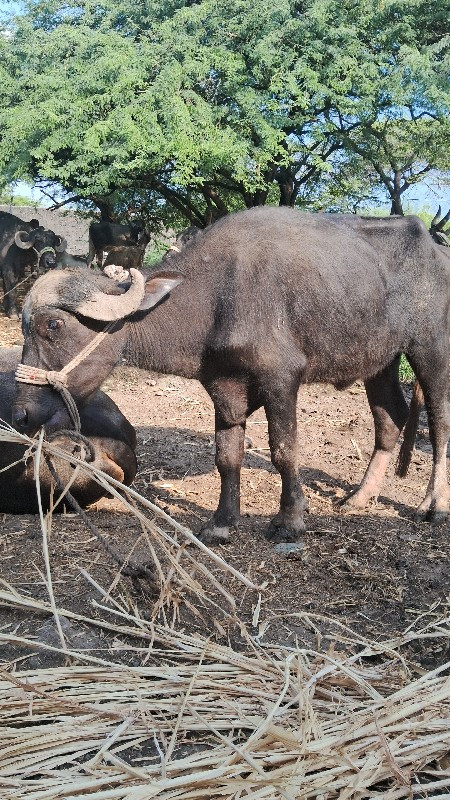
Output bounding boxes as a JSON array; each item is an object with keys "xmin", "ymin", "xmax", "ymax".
[{"xmin": 0, "ymin": 0, "xmax": 448, "ymax": 226}]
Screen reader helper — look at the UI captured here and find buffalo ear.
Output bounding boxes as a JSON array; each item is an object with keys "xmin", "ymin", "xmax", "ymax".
[{"xmin": 139, "ymin": 271, "xmax": 184, "ymax": 312}]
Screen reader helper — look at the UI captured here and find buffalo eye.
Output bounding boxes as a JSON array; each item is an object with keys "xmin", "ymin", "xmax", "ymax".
[{"xmin": 47, "ymin": 318, "xmax": 64, "ymax": 332}]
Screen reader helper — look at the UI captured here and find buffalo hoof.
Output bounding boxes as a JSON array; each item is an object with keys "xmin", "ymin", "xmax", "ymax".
[
  {"xmin": 197, "ymin": 521, "xmax": 232, "ymax": 545},
  {"xmin": 266, "ymin": 519, "xmax": 305, "ymax": 543},
  {"xmin": 414, "ymin": 508, "xmax": 448, "ymax": 525},
  {"xmin": 7, "ymin": 312, "xmax": 20, "ymax": 321},
  {"xmin": 338, "ymin": 491, "xmax": 375, "ymax": 511}
]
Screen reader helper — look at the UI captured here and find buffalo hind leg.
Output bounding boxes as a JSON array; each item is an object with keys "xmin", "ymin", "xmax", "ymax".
[
  {"xmin": 264, "ymin": 383, "xmax": 307, "ymax": 543},
  {"xmin": 408, "ymin": 347, "xmax": 449, "ymax": 524},
  {"xmin": 342, "ymin": 358, "xmax": 408, "ymax": 510},
  {"xmin": 198, "ymin": 380, "xmax": 256, "ymax": 545}
]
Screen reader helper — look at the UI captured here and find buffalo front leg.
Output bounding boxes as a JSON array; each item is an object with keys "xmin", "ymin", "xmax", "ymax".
[
  {"xmin": 264, "ymin": 387, "xmax": 307, "ymax": 543},
  {"xmin": 342, "ymin": 358, "xmax": 409, "ymax": 510},
  {"xmin": 198, "ymin": 413, "xmax": 246, "ymax": 545}
]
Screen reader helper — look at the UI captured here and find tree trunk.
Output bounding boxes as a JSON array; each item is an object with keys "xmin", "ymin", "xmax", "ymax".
[{"xmin": 390, "ymin": 170, "xmax": 404, "ymax": 216}]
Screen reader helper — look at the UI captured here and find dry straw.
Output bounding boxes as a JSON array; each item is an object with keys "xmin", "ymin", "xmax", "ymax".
[
  {"xmin": 0, "ymin": 591, "xmax": 449, "ymax": 800},
  {"xmin": 0, "ymin": 422, "xmax": 449, "ymax": 799},
  {"xmin": 0, "ymin": 419, "xmax": 262, "ymax": 616}
]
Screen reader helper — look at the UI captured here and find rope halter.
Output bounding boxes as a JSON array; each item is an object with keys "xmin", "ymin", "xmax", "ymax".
[
  {"xmin": 33, "ymin": 245, "xmax": 56, "ymax": 260},
  {"xmin": 15, "ymin": 321, "xmax": 118, "ymax": 433}
]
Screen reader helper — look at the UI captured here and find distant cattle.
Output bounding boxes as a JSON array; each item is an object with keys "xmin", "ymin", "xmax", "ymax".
[
  {"xmin": 1, "ymin": 347, "xmax": 137, "ymax": 513},
  {"xmin": 87, "ymin": 220, "xmax": 150, "ymax": 268},
  {"xmin": 56, "ymin": 251, "xmax": 88, "ymax": 269},
  {"xmin": 14, "ymin": 208, "xmax": 449, "ymax": 542},
  {"xmin": 0, "ymin": 210, "xmax": 67, "ymax": 318},
  {"xmin": 103, "ymin": 242, "xmax": 147, "ymax": 271}
]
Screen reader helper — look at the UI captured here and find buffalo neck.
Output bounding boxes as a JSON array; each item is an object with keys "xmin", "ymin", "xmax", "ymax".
[{"xmin": 123, "ymin": 280, "xmax": 208, "ymax": 379}]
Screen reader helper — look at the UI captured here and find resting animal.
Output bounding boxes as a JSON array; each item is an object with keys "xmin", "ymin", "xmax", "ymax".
[{"xmin": 1, "ymin": 347, "xmax": 137, "ymax": 513}]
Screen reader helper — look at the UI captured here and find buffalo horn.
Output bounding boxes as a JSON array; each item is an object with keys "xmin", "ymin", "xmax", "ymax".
[
  {"xmin": 76, "ymin": 268, "xmax": 146, "ymax": 321},
  {"xmin": 54, "ymin": 235, "xmax": 67, "ymax": 253},
  {"xmin": 14, "ymin": 229, "xmax": 35, "ymax": 249}
]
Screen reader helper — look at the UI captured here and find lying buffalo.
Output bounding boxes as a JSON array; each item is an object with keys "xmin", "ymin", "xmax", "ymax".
[
  {"xmin": 1, "ymin": 347, "xmax": 137, "ymax": 513},
  {"xmin": 56, "ymin": 250, "xmax": 88, "ymax": 269},
  {"xmin": 13, "ymin": 208, "xmax": 449, "ymax": 541},
  {"xmin": 0, "ymin": 210, "xmax": 67, "ymax": 318}
]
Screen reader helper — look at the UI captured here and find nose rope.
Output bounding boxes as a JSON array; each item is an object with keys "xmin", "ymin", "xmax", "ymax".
[{"xmin": 15, "ymin": 321, "xmax": 118, "ymax": 433}]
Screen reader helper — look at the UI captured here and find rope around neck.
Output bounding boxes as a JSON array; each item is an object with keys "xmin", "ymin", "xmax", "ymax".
[{"xmin": 15, "ymin": 320, "xmax": 118, "ymax": 432}]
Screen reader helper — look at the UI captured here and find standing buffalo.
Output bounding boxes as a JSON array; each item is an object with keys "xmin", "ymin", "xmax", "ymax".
[
  {"xmin": 87, "ymin": 220, "xmax": 150, "ymax": 268},
  {"xmin": 395, "ymin": 208, "xmax": 450, "ymax": 475},
  {"xmin": 103, "ymin": 242, "xmax": 147, "ymax": 271},
  {"xmin": 13, "ymin": 208, "xmax": 449, "ymax": 541},
  {"xmin": 1, "ymin": 347, "xmax": 137, "ymax": 513},
  {"xmin": 0, "ymin": 211, "xmax": 67, "ymax": 318}
]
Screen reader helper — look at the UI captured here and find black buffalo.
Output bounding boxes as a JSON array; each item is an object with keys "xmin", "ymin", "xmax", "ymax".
[
  {"xmin": 56, "ymin": 251, "xmax": 88, "ymax": 269},
  {"xmin": 1, "ymin": 347, "xmax": 137, "ymax": 513},
  {"xmin": 395, "ymin": 208, "xmax": 450, "ymax": 475},
  {"xmin": 0, "ymin": 211, "xmax": 67, "ymax": 319},
  {"xmin": 13, "ymin": 208, "xmax": 450, "ymax": 541},
  {"xmin": 87, "ymin": 220, "xmax": 150, "ymax": 268}
]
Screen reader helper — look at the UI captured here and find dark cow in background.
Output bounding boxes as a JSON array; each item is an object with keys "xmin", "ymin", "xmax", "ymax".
[
  {"xmin": 103, "ymin": 242, "xmax": 147, "ymax": 271},
  {"xmin": 13, "ymin": 208, "xmax": 449, "ymax": 543},
  {"xmin": 87, "ymin": 219, "xmax": 150, "ymax": 269},
  {"xmin": 102, "ymin": 226, "xmax": 202, "ymax": 273},
  {"xmin": 0, "ymin": 210, "xmax": 67, "ymax": 319},
  {"xmin": 56, "ymin": 250, "xmax": 88, "ymax": 269},
  {"xmin": 1, "ymin": 347, "xmax": 137, "ymax": 513}
]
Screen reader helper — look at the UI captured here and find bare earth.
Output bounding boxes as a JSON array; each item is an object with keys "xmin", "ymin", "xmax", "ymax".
[{"xmin": 0, "ymin": 302, "xmax": 448, "ymax": 669}]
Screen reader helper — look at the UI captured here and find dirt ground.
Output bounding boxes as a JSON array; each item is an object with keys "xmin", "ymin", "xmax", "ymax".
[{"xmin": 0, "ymin": 304, "xmax": 448, "ymax": 671}]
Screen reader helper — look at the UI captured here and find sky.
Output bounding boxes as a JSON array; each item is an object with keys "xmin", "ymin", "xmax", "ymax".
[{"xmin": 0, "ymin": 1, "xmax": 23, "ymax": 13}]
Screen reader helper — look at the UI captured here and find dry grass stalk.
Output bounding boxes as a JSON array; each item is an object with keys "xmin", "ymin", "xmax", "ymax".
[
  {"xmin": 0, "ymin": 588, "xmax": 449, "ymax": 800},
  {"xmin": 0, "ymin": 423, "xmax": 261, "ymax": 627}
]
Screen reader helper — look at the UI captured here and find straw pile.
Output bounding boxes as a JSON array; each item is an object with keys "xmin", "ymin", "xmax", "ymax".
[
  {"xmin": 1, "ymin": 592, "xmax": 449, "ymax": 800},
  {"xmin": 1, "ymin": 423, "xmax": 449, "ymax": 799}
]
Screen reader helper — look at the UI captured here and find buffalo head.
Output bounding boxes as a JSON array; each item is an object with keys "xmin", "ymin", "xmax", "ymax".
[
  {"xmin": 13, "ymin": 267, "xmax": 182, "ymax": 434},
  {"xmin": 14, "ymin": 227, "xmax": 68, "ymax": 272}
]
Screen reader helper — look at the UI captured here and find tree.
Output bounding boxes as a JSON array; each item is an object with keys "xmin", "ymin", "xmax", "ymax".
[
  {"xmin": 321, "ymin": 3, "xmax": 450, "ymax": 215},
  {"xmin": 0, "ymin": 0, "xmax": 448, "ymax": 226}
]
